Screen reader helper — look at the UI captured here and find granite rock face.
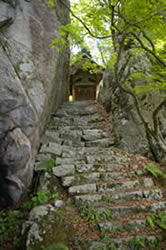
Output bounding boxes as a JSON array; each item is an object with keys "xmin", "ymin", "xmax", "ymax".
[{"xmin": 0, "ymin": 0, "xmax": 70, "ymax": 208}]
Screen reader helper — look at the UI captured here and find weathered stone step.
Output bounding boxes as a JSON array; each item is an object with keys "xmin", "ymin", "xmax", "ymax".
[
  {"xmin": 74, "ymin": 162, "xmax": 129, "ymax": 173},
  {"xmin": 52, "ymin": 164, "xmax": 75, "ymax": 177},
  {"xmin": 60, "ymin": 101, "xmax": 95, "ymax": 111},
  {"xmin": 63, "ymin": 140, "xmax": 85, "ymax": 147},
  {"xmin": 69, "ymin": 183, "xmax": 97, "ymax": 195},
  {"xmin": 88, "ymin": 234, "xmax": 163, "ymax": 250},
  {"xmin": 55, "ymin": 106, "xmax": 97, "ymax": 117},
  {"xmin": 60, "ymin": 129, "xmax": 82, "ymax": 140},
  {"xmin": 98, "ymin": 218, "xmax": 147, "ymax": 233},
  {"xmin": 50, "ymin": 116, "xmax": 105, "ymax": 130},
  {"xmin": 40, "ymin": 142, "xmax": 62, "ymax": 156},
  {"xmin": 82, "ymin": 129, "xmax": 108, "ymax": 141},
  {"xmin": 68, "ymin": 177, "xmax": 153, "ymax": 195},
  {"xmin": 109, "ymin": 234, "xmax": 163, "ymax": 250},
  {"xmin": 41, "ymin": 130, "xmax": 61, "ymax": 144},
  {"xmin": 61, "ymin": 169, "xmax": 145, "ymax": 187},
  {"xmin": 74, "ymin": 188, "xmax": 163, "ymax": 204},
  {"xmin": 96, "ymin": 177, "xmax": 153, "ymax": 192},
  {"xmin": 85, "ymin": 138, "xmax": 115, "ymax": 147},
  {"xmin": 95, "ymin": 201, "xmax": 166, "ymax": 218},
  {"xmin": 62, "ymin": 172, "xmax": 101, "ymax": 187},
  {"xmin": 85, "ymin": 152, "xmax": 131, "ymax": 165},
  {"xmin": 102, "ymin": 170, "xmax": 144, "ymax": 180}
]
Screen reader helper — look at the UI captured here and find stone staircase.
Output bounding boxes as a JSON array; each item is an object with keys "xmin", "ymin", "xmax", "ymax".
[{"xmin": 35, "ymin": 101, "xmax": 166, "ymax": 249}]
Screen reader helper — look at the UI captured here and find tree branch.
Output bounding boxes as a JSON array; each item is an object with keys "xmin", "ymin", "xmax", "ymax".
[
  {"xmin": 129, "ymin": 32, "xmax": 166, "ymax": 67},
  {"xmin": 153, "ymin": 99, "xmax": 166, "ymax": 134},
  {"xmin": 60, "ymin": 0, "xmax": 112, "ymax": 40}
]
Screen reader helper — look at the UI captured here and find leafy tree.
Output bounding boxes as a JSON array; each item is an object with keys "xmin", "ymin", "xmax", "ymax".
[{"xmin": 47, "ymin": 0, "xmax": 166, "ymax": 160}]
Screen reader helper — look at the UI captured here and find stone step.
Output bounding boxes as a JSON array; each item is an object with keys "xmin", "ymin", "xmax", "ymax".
[
  {"xmin": 55, "ymin": 107, "xmax": 96, "ymax": 117},
  {"xmin": 61, "ymin": 100, "xmax": 94, "ymax": 107},
  {"xmin": 40, "ymin": 142, "xmax": 62, "ymax": 157},
  {"xmin": 96, "ymin": 177, "xmax": 153, "ymax": 192},
  {"xmin": 62, "ymin": 172, "xmax": 101, "ymax": 187},
  {"xmin": 74, "ymin": 188, "xmax": 163, "ymax": 204},
  {"xmin": 108, "ymin": 234, "xmax": 163, "ymax": 250},
  {"xmin": 69, "ymin": 183, "xmax": 97, "ymax": 195},
  {"xmin": 61, "ymin": 168, "xmax": 146, "ymax": 187},
  {"xmin": 50, "ymin": 116, "xmax": 105, "ymax": 130},
  {"xmin": 63, "ymin": 140, "xmax": 85, "ymax": 147},
  {"xmin": 84, "ymin": 162, "xmax": 128, "ymax": 173},
  {"xmin": 85, "ymin": 152, "xmax": 131, "ymax": 164},
  {"xmin": 41, "ymin": 130, "xmax": 61, "ymax": 144},
  {"xmin": 102, "ymin": 170, "xmax": 144, "ymax": 180},
  {"xmin": 60, "ymin": 130, "xmax": 82, "ymax": 141},
  {"xmin": 75, "ymin": 163, "xmax": 94, "ymax": 173},
  {"xmin": 68, "ymin": 177, "xmax": 153, "ymax": 195},
  {"xmin": 98, "ymin": 218, "xmax": 147, "ymax": 233},
  {"xmin": 95, "ymin": 201, "xmax": 166, "ymax": 218},
  {"xmin": 89, "ymin": 234, "xmax": 163, "ymax": 250},
  {"xmin": 52, "ymin": 164, "xmax": 75, "ymax": 177},
  {"xmin": 85, "ymin": 138, "xmax": 115, "ymax": 147},
  {"xmin": 56, "ymin": 157, "xmax": 75, "ymax": 166},
  {"xmin": 82, "ymin": 129, "xmax": 108, "ymax": 141},
  {"xmin": 60, "ymin": 101, "xmax": 95, "ymax": 111}
]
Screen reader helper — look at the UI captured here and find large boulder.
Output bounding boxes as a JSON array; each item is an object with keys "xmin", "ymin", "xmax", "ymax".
[{"xmin": 0, "ymin": 0, "xmax": 70, "ymax": 208}]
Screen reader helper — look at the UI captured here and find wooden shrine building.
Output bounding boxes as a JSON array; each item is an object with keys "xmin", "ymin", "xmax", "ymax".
[{"xmin": 70, "ymin": 53, "xmax": 103, "ymax": 101}]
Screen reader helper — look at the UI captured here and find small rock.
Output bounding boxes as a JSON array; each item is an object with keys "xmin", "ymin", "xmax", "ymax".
[
  {"xmin": 143, "ymin": 178, "xmax": 153, "ymax": 187},
  {"xmin": 54, "ymin": 200, "xmax": 64, "ymax": 208}
]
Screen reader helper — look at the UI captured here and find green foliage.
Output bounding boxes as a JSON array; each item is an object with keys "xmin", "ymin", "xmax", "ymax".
[
  {"xmin": 128, "ymin": 173, "xmax": 137, "ymax": 178},
  {"xmin": 144, "ymin": 162, "xmax": 166, "ymax": 179},
  {"xmin": 37, "ymin": 158, "xmax": 56, "ymax": 171},
  {"xmin": 147, "ymin": 211, "xmax": 166, "ymax": 230},
  {"xmin": 0, "ymin": 189, "xmax": 59, "ymax": 248},
  {"xmin": 81, "ymin": 202, "xmax": 112, "ymax": 222},
  {"xmin": 0, "ymin": 210, "xmax": 24, "ymax": 247},
  {"xmin": 48, "ymin": 0, "xmax": 55, "ymax": 7},
  {"xmin": 41, "ymin": 0, "xmax": 55, "ymax": 8},
  {"xmin": 41, "ymin": 242, "xmax": 68, "ymax": 250},
  {"xmin": 147, "ymin": 215, "xmax": 155, "ymax": 229},
  {"xmin": 23, "ymin": 189, "xmax": 59, "ymax": 210},
  {"xmin": 102, "ymin": 195, "xmax": 113, "ymax": 203},
  {"xmin": 51, "ymin": 37, "xmax": 67, "ymax": 51},
  {"xmin": 128, "ymin": 236, "xmax": 159, "ymax": 249},
  {"xmin": 129, "ymin": 237, "xmax": 146, "ymax": 249}
]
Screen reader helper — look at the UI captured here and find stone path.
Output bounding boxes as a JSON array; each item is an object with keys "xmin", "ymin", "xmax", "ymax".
[{"xmin": 36, "ymin": 101, "xmax": 166, "ymax": 249}]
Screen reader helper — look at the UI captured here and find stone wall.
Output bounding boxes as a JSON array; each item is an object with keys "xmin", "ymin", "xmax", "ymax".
[{"xmin": 0, "ymin": 0, "xmax": 70, "ymax": 208}]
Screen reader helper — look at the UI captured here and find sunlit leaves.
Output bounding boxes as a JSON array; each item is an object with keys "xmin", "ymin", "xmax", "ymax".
[
  {"xmin": 41, "ymin": 0, "xmax": 55, "ymax": 7},
  {"xmin": 71, "ymin": 0, "xmax": 111, "ymax": 37},
  {"xmin": 48, "ymin": 0, "xmax": 55, "ymax": 7}
]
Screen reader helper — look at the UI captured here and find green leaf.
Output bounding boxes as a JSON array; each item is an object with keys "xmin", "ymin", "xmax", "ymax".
[
  {"xmin": 147, "ymin": 216, "xmax": 155, "ymax": 229},
  {"xmin": 144, "ymin": 163, "xmax": 163, "ymax": 178},
  {"xmin": 37, "ymin": 158, "xmax": 56, "ymax": 170},
  {"xmin": 155, "ymin": 220, "xmax": 166, "ymax": 230}
]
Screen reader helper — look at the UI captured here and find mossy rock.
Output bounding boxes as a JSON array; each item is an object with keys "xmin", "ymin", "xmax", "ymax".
[{"xmin": 26, "ymin": 207, "xmax": 74, "ymax": 250}]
